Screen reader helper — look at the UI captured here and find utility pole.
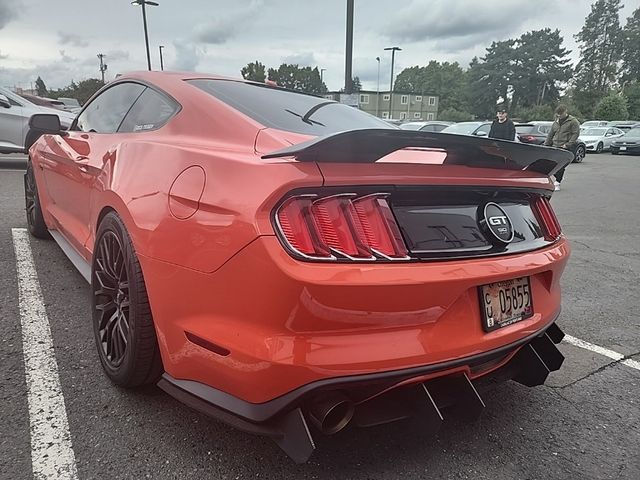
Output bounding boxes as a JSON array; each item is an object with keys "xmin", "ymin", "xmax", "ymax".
[
  {"xmin": 97, "ymin": 54, "xmax": 107, "ymax": 83},
  {"xmin": 376, "ymin": 56, "xmax": 380, "ymax": 117},
  {"xmin": 384, "ymin": 46, "xmax": 401, "ymax": 119},
  {"xmin": 344, "ymin": 0, "xmax": 354, "ymax": 94},
  {"xmin": 159, "ymin": 45, "xmax": 165, "ymax": 71},
  {"xmin": 132, "ymin": 0, "xmax": 159, "ymax": 71},
  {"xmin": 320, "ymin": 68, "xmax": 326, "ymax": 83}
]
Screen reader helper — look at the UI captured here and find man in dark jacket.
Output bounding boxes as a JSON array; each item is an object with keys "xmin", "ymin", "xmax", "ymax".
[
  {"xmin": 544, "ymin": 104, "xmax": 580, "ymax": 190},
  {"xmin": 488, "ymin": 106, "xmax": 516, "ymax": 141}
]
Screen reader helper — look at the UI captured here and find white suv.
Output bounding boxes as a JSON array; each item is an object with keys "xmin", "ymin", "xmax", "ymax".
[{"xmin": 0, "ymin": 86, "xmax": 76, "ymax": 154}]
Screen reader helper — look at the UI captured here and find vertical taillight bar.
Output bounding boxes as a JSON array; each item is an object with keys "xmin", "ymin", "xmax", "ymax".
[{"xmin": 534, "ymin": 196, "xmax": 562, "ymax": 241}]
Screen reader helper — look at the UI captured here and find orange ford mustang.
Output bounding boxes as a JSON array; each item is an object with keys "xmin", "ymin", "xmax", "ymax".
[{"xmin": 25, "ymin": 71, "xmax": 572, "ymax": 462}]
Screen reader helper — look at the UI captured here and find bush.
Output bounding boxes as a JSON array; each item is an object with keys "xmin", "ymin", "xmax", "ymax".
[
  {"xmin": 438, "ymin": 108, "xmax": 474, "ymax": 122},
  {"xmin": 593, "ymin": 94, "xmax": 628, "ymax": 121}
]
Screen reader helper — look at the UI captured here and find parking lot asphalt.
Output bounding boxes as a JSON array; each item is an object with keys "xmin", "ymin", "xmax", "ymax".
[{"xmin": 0, "ymin": 153, "xmax": 639, "ymax": 479}]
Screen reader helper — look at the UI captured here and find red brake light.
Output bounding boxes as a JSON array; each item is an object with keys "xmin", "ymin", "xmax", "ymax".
[
  {"xmin": 534, "ymin": 196, "xmax": 562, "ymax": 240},
  {"xmin": 277, "ymin": 197, "xmax": 332, "ymax": 258},
  {"xmin": 275, "ymin": 193, "xmax": 409, "ymax": 261},
  {"xmin": 352, "ymin": 195, "xmax": 409, "ymax": 258}
]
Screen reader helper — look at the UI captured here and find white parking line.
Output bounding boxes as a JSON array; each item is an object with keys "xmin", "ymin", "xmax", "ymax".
[
  {"xmin": 564, "ymin": 334, "xmax": 640, "ymax": 372},
  {"xmin": 11, "ymin": 228, "xmax": 79, "ymax": 480}
]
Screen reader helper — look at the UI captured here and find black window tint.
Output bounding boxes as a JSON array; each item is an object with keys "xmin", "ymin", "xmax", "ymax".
[
  {"xmin": 119, "ymin": 88, "xmax": 178, "ymax": 133},
  {"xmin": 187, "ymin": 79, "xmax": 392, "ymax": 135},
  {"xmin": 76, "ymin": 83, "xmax": 145, "ymax": 133},
  {"xmin": 476, "ymin": 124, "xmax": 491, "ymax": 135}
]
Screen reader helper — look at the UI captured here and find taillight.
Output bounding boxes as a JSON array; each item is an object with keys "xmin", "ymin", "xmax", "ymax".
[
  {"xmin": 534, "ymin": 196, "xmax": 562, "ymax": 240},
  {"xmin": 275, "ymin": 193, "xmax": 409, "ymax": 261},
  {"xmin": 521, "ymin": 135, "xmax": 536, "ymax": 142}
]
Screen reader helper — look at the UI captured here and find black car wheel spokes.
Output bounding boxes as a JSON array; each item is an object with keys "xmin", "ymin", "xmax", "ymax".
[
  {"xmin": 25, "ymin": 167, "xmax": 37, "ymax": 227},
  {"xmin": 94, "ymin": 231, "xmax": 130, "ymax": 367}
]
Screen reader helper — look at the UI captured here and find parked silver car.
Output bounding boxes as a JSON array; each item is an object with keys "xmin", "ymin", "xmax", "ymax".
[{"xmin": 0, "ymin": 86, "xmax": 76, "ymax": 153}]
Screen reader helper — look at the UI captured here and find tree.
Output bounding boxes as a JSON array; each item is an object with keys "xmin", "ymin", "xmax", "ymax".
[
  {"xmin": 35, "ymin": 76, "xmax": 47, "ymax": 97},
  {"xmin": 514, "ymin": 105, "xmax": 554, "ymax": 122},
  {"xmin": 510, "ymin": 29, "xmax": 572, "ymax": 110},
  {"xmin": 623, "ymin": 82, "xmax": 640, "ymax": 119},
  {"xmin": 621, "ymin": 7, "xmax": 640, "ymax": 83},
  {"xmin": 394, "ymin": 61, "xmax": 468, "ymax": 112},
  {"xmin": 574, "ymin": 0, "xmax": 624, "ymax": 114},
  {"xmin": 241, "ymin": 61, "xmax": 266, "ymax": 82},
  {"xmin": 49, "ymin": 78, "xmax": 103, "ymax": 105},
  {"xmin": 352, "ymin": 76, "xmax": 362, "ymax": 92},
  {"xmin": 593, "ymin": 93, "xmax": 628, "ymax": 121},
  {"xmin": 267, "ymin": 64, "xmax": 327, "ymax": 95}
]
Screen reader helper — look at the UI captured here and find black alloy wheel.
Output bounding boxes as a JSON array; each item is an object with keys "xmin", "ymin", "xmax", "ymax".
[
  {"xmin": 92, "ymin": 212, "xmax": 162, "ymax": 387},
  {"xmin": 24, "ymin": 161, "xmax": 51, "ymax": 239},
  {"xmin": 573, "ymin": 145, "xmax": 586, "ymax": 163},
  {"xmin": 596, "ymin": 142, "xmax": 604, "ymax": 153}
]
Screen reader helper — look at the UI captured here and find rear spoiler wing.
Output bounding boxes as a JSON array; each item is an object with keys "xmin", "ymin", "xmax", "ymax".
[{"xmin": 262, "ymin": 128, "xmax": 573, "ymax": 176}]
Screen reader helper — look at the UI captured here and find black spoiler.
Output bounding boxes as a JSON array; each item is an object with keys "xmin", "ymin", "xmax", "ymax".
[{"xmin": 262, "ymin": 129, "xmax": 573, "ymax": 176}]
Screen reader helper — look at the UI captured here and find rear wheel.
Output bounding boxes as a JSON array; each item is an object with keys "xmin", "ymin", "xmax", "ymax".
[
  {"xmin": 92, "ymin": 212, "xmax": 163, "ymax": 387},
  {"xmin": 595, "ymin": 142, "xmax": 603, "ymax": 153},
  {"xmin": 573, "ymin": 145, "xmax": 586, "ymax": 163},
  {"xmin": 24, "ymin": 161, "xmax": 51, "ymax": 239}
]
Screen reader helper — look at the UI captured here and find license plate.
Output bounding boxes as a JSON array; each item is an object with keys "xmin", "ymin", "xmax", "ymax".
[
  {"xmin": 620, "ymin": 146, "xmax": 627, "ymax": 151},
  {"xmin": 479, "ymin": 277, "xmax": 533, "ymax": 332}
]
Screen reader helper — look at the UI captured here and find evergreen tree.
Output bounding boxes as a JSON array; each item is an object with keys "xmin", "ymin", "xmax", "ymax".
[
  {"xmin": 574, "ymin": 0, "xmax": 624, "ymax": 111},
  {"xmin": 593, "ymin": 93, "xmax": 628, "ymax": 120},
  {"xmin": 621, "ymin": 7, "xmax": 640, "ymax": 83}
]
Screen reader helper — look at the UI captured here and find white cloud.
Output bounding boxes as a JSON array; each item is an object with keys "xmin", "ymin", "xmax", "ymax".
[
  {"xmin": 58, "ymin": 32, "xmax": 89, "ymax": 48},
  {"xmin": 172, "ymin": 40, "xmax": 199, "ymax": 71}
]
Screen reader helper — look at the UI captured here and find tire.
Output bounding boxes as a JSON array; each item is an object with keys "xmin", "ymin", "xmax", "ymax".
[
  {"xmin": 24, "ymin": 161, "xmax": 51, "ymax": 239},
  {"xmin": 573, "ymin": 145, "xmax": 586, "ymax": 163},
  {"xmin": 92, "ymin": 212, "xmax": 163, "ymax": 387},
  {"xmin": 595, "ymin": 142, "xmax": 603, "ymax": 154},
  {"xmin": 611, "ymin": 150, "xmax": 618, "ymax": 155}
]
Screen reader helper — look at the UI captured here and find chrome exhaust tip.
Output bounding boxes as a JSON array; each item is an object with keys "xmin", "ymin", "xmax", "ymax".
[{"xmin": 307, "ymin": 391, "xmax": 354, "ymax": 435}]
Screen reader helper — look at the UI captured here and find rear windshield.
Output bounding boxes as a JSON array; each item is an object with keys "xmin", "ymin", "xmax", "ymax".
[
  {"xmin": 187, "ymin": 79, "xmax": 392, "ymax": 135},
  {"xmin": 442, "ymin": 123, "xmax": 482, "ymax": 134},
  {"xmin": 515, "ymin": 125, "xmax": 535, "ymax": 133}
]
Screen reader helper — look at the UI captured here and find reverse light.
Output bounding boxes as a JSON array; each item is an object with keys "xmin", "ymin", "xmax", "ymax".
[
  {"xmin": 275, "ymin": 193, "xmax": 409, "ymax": 261},
  {"xmin": 534, "ymin": 196, "xmax": 562, "ymax": 241}
]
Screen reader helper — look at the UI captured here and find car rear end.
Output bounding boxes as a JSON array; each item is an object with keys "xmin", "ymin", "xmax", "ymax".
[{"xmin": 154, "ymin": 78, "xmax": 572, "ymax": 462}]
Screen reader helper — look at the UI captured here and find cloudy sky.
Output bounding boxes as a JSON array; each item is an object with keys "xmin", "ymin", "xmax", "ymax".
[{"xmin": 0, "ymin": 0, "xmax": 636, "ymax": 92}]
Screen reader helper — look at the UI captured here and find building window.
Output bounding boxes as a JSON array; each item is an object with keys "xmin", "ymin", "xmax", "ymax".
[
  {"xmin": 324, "ymin": 95, "xmax": 334, "ymax": 100},
  {"xmin": 428, "ymin": 96, "xmax": 436, "ymax": 106},
  {"xmin": 382, "ymin": 111, "xmax": 389, "ymax": 119},
  {"xmin": 359, "ymin": 94, "xmax": 369, "ymax": 104},
  {"xmin": 427, "ymin": 113, "xmax": 435, "ymax": 120},
  {"xmin": 415, "ymin": 96, "xmax": 422, "ymax": 102},
  {"xmin": 401, "ymin": 95, "xmax": 408, "ymax": 105},
  {"xmin": 400, "ymin": 112, "xmax": 407, "ymax": 120},
  {"xmin": 414, "ymin": 112, "xmax": 421, "ymax": 119},
  {"xmin": 383, "ymin": 94, "xmax": 390, "ymax": 101}
]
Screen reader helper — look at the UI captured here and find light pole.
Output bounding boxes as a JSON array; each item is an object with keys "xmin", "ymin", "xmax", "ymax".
[
  {"xmin": 384, "ymin": 46, "xmax": 401, "ymax": 119},
  {"xmin": 159, "ymin": 45, "xmax": 165, "ymax": 71},
  {"xmin": 131, "ymin": 0, "xmax": 159, "ymax": 71},
  {"xmin": 320, "ymin": 68, "xmax": 326, "ymax": 83},
  {"xmin": 376, "ymin": 56, "xmax": 380, "ymax": 117}
]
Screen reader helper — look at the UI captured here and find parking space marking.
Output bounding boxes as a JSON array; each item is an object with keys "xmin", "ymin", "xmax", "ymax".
[
  {"xmin": 564, "ymin": 334, "xmax": 640, "ymax": 371},
  {"xmin": 11, "ymin": 228, "xmax": 79, "ymax": 480}
]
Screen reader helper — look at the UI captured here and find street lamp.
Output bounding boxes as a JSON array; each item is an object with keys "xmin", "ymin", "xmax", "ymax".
[
  {"xmin": 159, "ymin": 45, "xmax": 165, "ymax": 71},
  {"xmin": 131, "ymin": 0, "xmax": 159, "ymax": 71},
  {"xmin": 376, "ymin": 56, "xmax": 380, "ymax": 117},
  {"xmin": 384, "ymin": 46, "xmax": 401, "ymax": 119}
]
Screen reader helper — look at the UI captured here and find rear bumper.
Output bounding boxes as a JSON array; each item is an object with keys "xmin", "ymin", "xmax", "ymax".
[
  {"xmin": 140, "ymin": 236, "xmax": 570, "ymax": 404},
  {"xmin": 157, "ymin": 321, "xmax": 566, "ymax": 463}
]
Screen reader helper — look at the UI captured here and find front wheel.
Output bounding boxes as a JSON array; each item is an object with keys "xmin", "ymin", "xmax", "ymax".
[
  {"xmin": 92, "ymin": 212, "xmax": 163, "ymax": 387},
  {"xmin": 573, "ymin": 145, "xmax": 586, "ymax": 163},
  {"xmin": 24, "ymin": 161, "xmax": 51, "ymax": 239}
]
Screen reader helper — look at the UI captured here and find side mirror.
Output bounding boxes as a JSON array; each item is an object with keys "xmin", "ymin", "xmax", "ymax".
[
  {"xmin": 0, "ymin": 94, "xmax": 10, "ymax": 108},
  {"xmin": 29, "ymin": 113, "xmax": 62, "ymax": 132},
  {"xmin": 475, "ymin": 131, "xmax": 488, "ymax": 137},
  {"xmin": 24, "ymin": 114, "xmax": 66, "ymax": 153}
]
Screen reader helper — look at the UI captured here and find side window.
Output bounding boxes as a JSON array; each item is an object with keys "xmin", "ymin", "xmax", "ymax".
[
  {"xmin": 75, "ymin": 83, "xmax": 145, "ymax": 133},
  {"xmin": 118, "ymin": 88, "xmax": 178, "ymax": 133},
  {"xmin": 476, "ymin": 124, "xmax": 490, "ymax": 135}
]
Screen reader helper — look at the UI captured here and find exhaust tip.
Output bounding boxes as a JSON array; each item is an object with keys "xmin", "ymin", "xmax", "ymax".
[{"xmin": 307, "ymin": 391, "xmax": 354, "ymax": 435}]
